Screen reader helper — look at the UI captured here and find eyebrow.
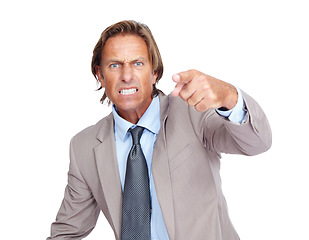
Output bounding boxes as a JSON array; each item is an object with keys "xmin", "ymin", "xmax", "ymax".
[{"xmin": 107, "ymin": 57, "xmax": 148, "ymax": 63}]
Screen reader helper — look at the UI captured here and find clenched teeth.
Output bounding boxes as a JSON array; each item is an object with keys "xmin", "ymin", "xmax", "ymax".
[{"xmin": 119, "ymin": 88, "xmax": 137, "ymax": 95}]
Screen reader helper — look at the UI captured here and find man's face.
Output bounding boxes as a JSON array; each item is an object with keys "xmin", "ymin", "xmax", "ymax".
[{"xmin": 97, "ymin": 34, "xmax": 157, "ymax": 122}]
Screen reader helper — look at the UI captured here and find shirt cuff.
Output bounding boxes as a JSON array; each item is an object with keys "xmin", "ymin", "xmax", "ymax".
[{"xmin": 216, "ymin": 86, "xmax": 247, "ymax": 124}]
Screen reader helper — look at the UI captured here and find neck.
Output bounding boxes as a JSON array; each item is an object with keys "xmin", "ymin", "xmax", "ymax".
[{"xmin": 116, "ymin": 98, "xmax": 153, "ymax": 124}]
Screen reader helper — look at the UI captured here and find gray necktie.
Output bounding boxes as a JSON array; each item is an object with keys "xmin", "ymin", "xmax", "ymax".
[{"xmin": 121, "ymin": 126, "xmax": 151, "ymax": 240}]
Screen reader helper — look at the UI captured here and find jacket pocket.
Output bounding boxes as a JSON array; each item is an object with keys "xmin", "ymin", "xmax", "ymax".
[{"xmin": 169, "ymin": 144, "xmax": 194, "ymax": 172}]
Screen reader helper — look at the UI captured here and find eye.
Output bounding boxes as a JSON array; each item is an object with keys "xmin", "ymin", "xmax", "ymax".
[
  {"xmin": 110, "ymin": 63, "xmax": 119, "ymax": 68},
  {"xmin": 134, "ymin": 62, "xmax": 143, "ymax": 67}
]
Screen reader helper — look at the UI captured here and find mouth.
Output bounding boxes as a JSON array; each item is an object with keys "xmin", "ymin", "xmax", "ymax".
[{"xmin": 119, "ymin": 88, "xmax": 138, "ymax": 95}]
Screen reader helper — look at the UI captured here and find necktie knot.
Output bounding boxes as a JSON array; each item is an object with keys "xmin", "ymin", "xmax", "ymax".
[{"xmin": 129, "ymin": 126, "xmax": 144, "ymax": 145}]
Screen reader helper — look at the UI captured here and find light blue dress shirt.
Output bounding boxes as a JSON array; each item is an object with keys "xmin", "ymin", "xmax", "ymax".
[
  {"xmin": 113, "ymin": 96, "xmax": 170, "ymax": 240},
  {"xmin": 216, "ymin": 86, "xmax": 247, "ymax": 124},
  {"xmin": 112, "ymin": 88, "xmax": 246, "ymax": 240}
]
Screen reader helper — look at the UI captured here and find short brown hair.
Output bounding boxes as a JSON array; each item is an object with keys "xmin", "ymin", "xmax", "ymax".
[{"xmin": 91, "ymin": 20, "xmax": 164, "ymax": 103}]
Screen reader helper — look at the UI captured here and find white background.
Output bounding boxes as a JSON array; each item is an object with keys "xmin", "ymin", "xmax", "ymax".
[{"xmin": 1, "ymin": 0, "xmax": 308, "ymax": 239}]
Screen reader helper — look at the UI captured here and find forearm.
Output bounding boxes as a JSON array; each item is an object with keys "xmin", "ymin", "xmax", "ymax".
[
  {"xmin": 208, "ymin": 90, "xmax": 272, "ymax": 155},
  {"xmin": 188, "ymin": 89, "xmax": 272, "ymax": 156}
]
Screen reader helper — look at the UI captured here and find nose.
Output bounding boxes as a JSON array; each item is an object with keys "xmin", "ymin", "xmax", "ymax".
[{"xmin": 121, "ymin": 63, "xmax": 134, "ymax": 83}]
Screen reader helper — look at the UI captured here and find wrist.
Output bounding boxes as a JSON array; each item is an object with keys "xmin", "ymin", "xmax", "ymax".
[{"xmin": 221, "ymin": 84, "xmax": 238, "ymax": 110}]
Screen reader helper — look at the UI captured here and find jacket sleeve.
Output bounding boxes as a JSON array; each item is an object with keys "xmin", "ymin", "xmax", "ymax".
[
  {"xmin": 47, "ymin": 138, "xmax": 100, "ymax": 240},
  {"xmin": 190, "ymin": 90, "xmax": 272, "ymax": 156}
]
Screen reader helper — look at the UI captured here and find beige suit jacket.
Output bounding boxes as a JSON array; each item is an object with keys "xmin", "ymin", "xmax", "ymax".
[{"xmin": 48, "ymin": 91, "xmax": 272, "ymax": 240}]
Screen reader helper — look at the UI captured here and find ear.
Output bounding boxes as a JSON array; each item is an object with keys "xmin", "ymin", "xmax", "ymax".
[
  {"xmin": 152, "ymin": 71, "xmax": 158, "ymax": 84},
  {"xmin": 95, "ymin": 65, "xmax": 105, "ymax": 87}
]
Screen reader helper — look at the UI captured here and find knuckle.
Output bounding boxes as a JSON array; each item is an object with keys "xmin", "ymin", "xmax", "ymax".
[
  {"xmin": 188, "ymin": 101, "xmax": 195, "ymax": 107},
  {"xmin": 187, "ymin": 98, "xmax": 195, "ymax": 106},
  {"xmin": 195, "ymin": 101, "xmax": 207, "ymax": 112},
  {"xmin": 179, "ymin": 91, "xmax": 188, "ymax": 101},
  {"xmin": 195, "ymin": 105, "xmax": 203, "ymax": 112},
  {"xmin": 188, "ymin": 69, "xmax": 200, "ymax": 78}
]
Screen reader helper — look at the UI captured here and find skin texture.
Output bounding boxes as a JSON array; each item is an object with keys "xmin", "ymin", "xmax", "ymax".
[{"xmin": 96, "ymin": 34, "xmax": 238, "ymax": 123}]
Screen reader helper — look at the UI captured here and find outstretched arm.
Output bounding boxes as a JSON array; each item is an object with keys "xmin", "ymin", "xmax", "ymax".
[{"xmin": 172, "ymin": 69, "xmax": 272, "ymax": 155}]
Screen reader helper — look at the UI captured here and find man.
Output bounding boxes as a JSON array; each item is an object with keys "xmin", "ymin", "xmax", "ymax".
[{"xmin": 47, "ymin": 20, "xmax": 271, "ymax": 240}]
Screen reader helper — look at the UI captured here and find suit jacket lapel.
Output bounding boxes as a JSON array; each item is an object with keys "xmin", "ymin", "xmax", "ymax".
[
  {"xmin": 94, "ymin": 113, "xmax": 122, "ymax": 239},
  {"xmin": 93, "ymin": 94, "xmax": 175, "ymax": 239},
  {"xmin": 152, "ymin": 94, "xmax": 175, "ymax": 239}
]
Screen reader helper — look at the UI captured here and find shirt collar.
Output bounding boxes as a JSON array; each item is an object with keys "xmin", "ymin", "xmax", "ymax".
[{"xmin": 112, "ymin": 96, "xmax": 160, "ymax": 141}]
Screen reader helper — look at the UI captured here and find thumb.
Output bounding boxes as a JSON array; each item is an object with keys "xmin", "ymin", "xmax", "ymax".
[
  {"xmin": 171, "ymin": 74, "xmax": 185, "ymax": 97},
  {"xmin": 172, "ymin": 74, "xmax": 181, "ymax": 83},
  {"xmin": 174, "ymin": 70, "xmax": 195, "ymax": 84}
]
